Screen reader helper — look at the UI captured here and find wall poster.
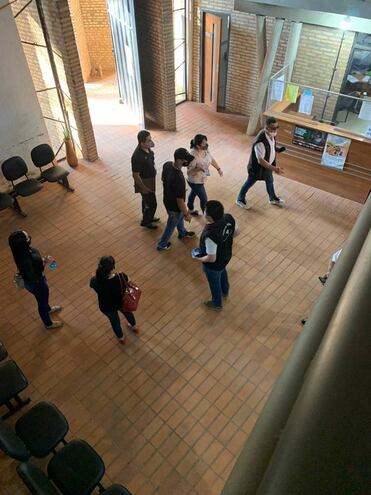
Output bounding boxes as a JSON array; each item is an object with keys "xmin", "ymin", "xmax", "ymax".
[
  {"xmin": 321, "ymin": 134, "xmax": 351, "ymax": 170},
  {"xmin": 292, "ymin": 126, "xmax": 327, "ymax": 151}
]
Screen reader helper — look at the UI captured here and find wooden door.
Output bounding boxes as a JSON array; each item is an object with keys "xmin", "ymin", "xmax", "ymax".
[{"xmin": 203, "ymin": 13, "xmax": 222, "ymax": 110}]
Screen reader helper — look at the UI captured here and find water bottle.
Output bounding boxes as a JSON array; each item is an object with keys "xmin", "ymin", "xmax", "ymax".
[{"xmin": 49, "ymin": 260, "xmax": 57, "ymax": 270}]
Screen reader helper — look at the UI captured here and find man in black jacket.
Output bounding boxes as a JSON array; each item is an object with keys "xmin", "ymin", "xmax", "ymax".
[
  {"xmin": 194, "ymin": 200, "xmax": 239, "ymax": 310},
  {"xmin": 131, "ymin": 130, "xmax": 159, "ymax": 229},
  {"xmin": 236, "ymin": 117, "xmax": 285, "ymax": 209}
]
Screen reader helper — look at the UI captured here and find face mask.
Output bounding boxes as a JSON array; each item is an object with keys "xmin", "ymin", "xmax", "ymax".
[
  {"xmin": 266, "ymin": 128, "xmax": 277, "ymax": 137},
  {"xmin": 148, "ymin": 140, "xmax": 155, "ymax": 148},
  {"xmin": 201, "ymin": 143, "xmax": 208, "ymax": 150}
]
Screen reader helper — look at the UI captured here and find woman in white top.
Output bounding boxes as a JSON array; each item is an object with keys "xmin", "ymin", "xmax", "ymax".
[{"xmin": 187, "ymin": 134, "xmax": 223, "ymax": 216}]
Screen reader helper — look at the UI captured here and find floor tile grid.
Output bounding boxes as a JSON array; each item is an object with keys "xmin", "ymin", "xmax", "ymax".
[{"xmin": 0, "ymin": 100, "xmax": 361, "ymax": 494}]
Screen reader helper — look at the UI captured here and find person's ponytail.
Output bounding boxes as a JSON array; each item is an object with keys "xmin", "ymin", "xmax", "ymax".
[
  {"xmin": 190, "ymin": 138, "xmax": 195, "ymax": 149},
  {"xmin": 96, "ymin": 255, "xmax": 115, "ymax": 285}
]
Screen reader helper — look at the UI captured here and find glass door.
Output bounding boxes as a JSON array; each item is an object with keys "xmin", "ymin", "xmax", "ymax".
[
  {"xmin": 172, "ymin": 0, "xmax": 187, "ymax": 104},
  {"xmin": 107, "ymin": 0, "xmax": 144, "ymax": 126}
]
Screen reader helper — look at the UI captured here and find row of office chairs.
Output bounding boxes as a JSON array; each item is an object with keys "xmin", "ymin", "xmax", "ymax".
[
  {"xmin": 0, "ymin": 343, "xmax": 132, "ymax": 495},
  {"xmin": 0, "ymin": 144, "xmax": 73, "ymax": 217}
]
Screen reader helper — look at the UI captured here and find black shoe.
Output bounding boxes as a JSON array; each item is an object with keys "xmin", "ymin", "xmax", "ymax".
[
  {"xmin": 157, "ymin": 242, "xmax": 172, "ymax": 251},
  {"xmin": 141, "ymin": 222, "xmax": 158, "ymax": 230},
  {"xmin": 318, "ymin": 276, "xmax": 327, "ymax": 285},
  {"xmin": 301, "ymin": 319, "xmax": 307, "ymax": 325},
  {"xmin": 178, "ymin": 231, "xmax": 195, "ymax": 239},
  {"xmin": 189, "ymin": 210, "xmax": 199, "ymax": 216},
  {"xmin": 152, "ymin": 217, "xmax": 160, "ymax": 223}
]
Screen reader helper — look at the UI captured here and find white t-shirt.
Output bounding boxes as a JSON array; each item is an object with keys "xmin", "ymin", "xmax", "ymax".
[
  {"xmin": 331, "ymin": 249, "xmax": 342, "ymax": 263},
  {"xmin": 187, "ymin": 150, "xmax": 214, "ymax": 184},
  {"xmin": 254, "ymin": 132, "xmax": 275, "ymax": 165}
]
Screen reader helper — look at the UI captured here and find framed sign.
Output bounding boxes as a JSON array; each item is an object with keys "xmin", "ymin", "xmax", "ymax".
[
  {"xmin": 292, "ymin": 126, "xmax": 327, "ymax": 151},
  {"xmin": 321, "ymin": 134, "xmax": 351, "ymax": 170}
]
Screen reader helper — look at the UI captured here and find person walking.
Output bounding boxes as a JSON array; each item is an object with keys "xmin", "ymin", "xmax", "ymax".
[
  {"xmin": 90, "ymin": 256, "xmax": 140, "ymax": 344},
  {"xmin": 8, "ymin": 230, "xmax": 63, "ymax": 329},
  {"xmin": 187, "ymin": 134, "xmax": 223, "ymax": 216},
  {"xmin": 193, "ymin": 200, "xmax": 239, "ymax": 310},
  {"xmin": 131, "ymin": 130, "xmax": 159, "ymax": 229},
  {"xmin": 157, "ymin": 148, "xmax": 196, "ymax": 251},
  {"xmin": 236, "ymin": 117, "xmax": 286, "ymax": 209}
]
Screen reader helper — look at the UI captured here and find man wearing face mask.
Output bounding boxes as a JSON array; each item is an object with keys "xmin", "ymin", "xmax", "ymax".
[
  {"xmin": 131, "ymin": 130, "xmax": 159, "ymax": 229},
  {"xmin": 157, "ymin": 148, "xmax": 196, "ymax": 251},
  {"xmin": 236, "ymin": 117, "xmax": 286, "ymax": 209}
]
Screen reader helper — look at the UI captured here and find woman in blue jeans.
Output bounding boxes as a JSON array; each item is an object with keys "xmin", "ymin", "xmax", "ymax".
[
  {"xmin": 187, "ymin": 134, "xmax": 223, "ymax": 215},
  {"xmin": 8, "ymin": 230, "xmax": 63, "ymax": 329},
  {"xmin": 90, "ymin": 256, "xmax": 140, "ymax": 344}
]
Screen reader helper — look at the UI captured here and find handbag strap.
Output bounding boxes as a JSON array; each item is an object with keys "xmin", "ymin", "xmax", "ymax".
[{"xmin": 117, "ymin": 272, "xmax": 128, "ymax": 296}]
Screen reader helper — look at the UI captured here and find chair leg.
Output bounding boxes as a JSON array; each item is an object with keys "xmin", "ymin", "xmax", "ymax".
[
  {"xmin": 58, "ymin": 177, "xmax": 74, "ymax": 192},
  {"xmin": 2, "ymin": 400, "xmax": 16, "ymax": 419},
  {"xmin": 12, "ymin": 197, "xmax": 27, "ymax": 217},
  {"xmin": 14, "ymin": 394, "xmax": 31, "ymax": 407}
]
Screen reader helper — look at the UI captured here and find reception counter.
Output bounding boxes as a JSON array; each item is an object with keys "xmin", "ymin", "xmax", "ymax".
[{"xmin": 265, "ymin": 102, "xmax": 371, "ymax": 203}]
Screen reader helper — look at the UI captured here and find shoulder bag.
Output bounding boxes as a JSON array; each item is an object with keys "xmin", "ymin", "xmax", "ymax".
[{"xmin": 118, "ymin": 273, "xmax": 141, "ymax": 312}]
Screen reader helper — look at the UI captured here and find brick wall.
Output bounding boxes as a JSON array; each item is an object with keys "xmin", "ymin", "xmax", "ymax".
[
  {"xmin": 135, "ymin": 0, "xmax": 176, "ymax": 131},
  {"xmin": 68, "ymin": 0, "xmax": 91, "ymax": 81},
  {"xmin": 12, "ymin": 0, "xmax": 97, "ymax": 161},
  {"xmin": 292, "ymin": 25, "xmax": 355, "ymax": 122},
  {"xmin": 78, "ymin": 0, "xmax": 116, "ymax": 75},
  {"xmin": 191, "ymin": 0, "xmax": 289, "ymax": 117},
  {"xmin": 12, "ymin": 0, "xmax": 68, "ymax": 159},
  {"xmin": 191, "ymin": 1, "xmax": 354, "ymax": 121}
]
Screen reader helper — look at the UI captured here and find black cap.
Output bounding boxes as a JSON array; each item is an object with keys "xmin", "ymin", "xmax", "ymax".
[{"xmin": 174, "ymin": 148, "xmax": 194, "ymax": 163}]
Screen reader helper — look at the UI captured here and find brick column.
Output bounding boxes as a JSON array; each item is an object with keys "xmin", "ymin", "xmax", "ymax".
[
  {"xmin": 55, "ymin": 0, "xmax": 98, "ymax": 161},
  {"xmin": 135, "ymin": 0, "xmax": 176, "ymax": 131}
]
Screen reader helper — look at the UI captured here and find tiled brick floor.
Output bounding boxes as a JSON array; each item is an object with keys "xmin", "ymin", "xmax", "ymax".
[{"xmin": 0, "ymin": 86, "xmax": 362, "ymax": 494}]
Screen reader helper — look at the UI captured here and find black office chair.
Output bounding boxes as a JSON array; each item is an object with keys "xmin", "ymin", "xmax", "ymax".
[
  {"xmin": 18, "ymin": 462, "xmax": 133, "ymax": 495},
  {"xmin": 0, "ymin": 342, "xmax": 8, "ymax": 362},
  {"xmin": 15, "ymin": 401, "xmax": 69, "ymax": 458},
  {"xmin": 47, "ymin": 439, "xmax": 105, "ymax": 495},
  {"xmin": 17, "ymin": 463, "xmax": 59, "ymax": 495},
  {"xmin": 0, "ymin": 359, "xmax": 30, "ymax": 418},
  {"xmin": 0, "ymin": 191, "xmax": 26, "ymax": 216},
  {"xmin": 103, "ymin": 485, "xmax": 133, "ymax": 494},
  {"xmin": 1, "ymin": 156, "xmax": 43, "ymax": 197},
  {"xmin": 0, "ymin": 419, "xmax": 30, "ymax": 461},
  {"xmin": 31, "ymin": 144, "xmax": 74, "ymax": 192}
]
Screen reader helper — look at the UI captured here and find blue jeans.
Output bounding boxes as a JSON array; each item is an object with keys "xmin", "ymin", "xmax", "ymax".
[
  {"xmin": 103, "ymin": 310, "xmax": 136, "ymax": 339},
  {"xmin": 203, "ymin": 265, "xmax": 229, "ymax": 307},
  {"xmin": 157, "ymin": 210, "xmax": 187, "ymax": 248},
  {"xmin": 187, "ymin": 182, "xmax": 208, "ymax": 212},
  {"xmin": 238, "ymin": 171, "xmax": 278, "ymax": 201},
  {"xmin": 24, "ymin": 276, "xmax": 53, "ymax": 327}
]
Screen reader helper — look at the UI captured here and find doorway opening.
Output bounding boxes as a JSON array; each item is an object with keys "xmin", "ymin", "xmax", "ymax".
[
  {"xmin": 200, "ymin": 10, "xmax": 230, "ymax": 111},
  {"xmin": 172, "ymin": 0, "xmax": 188, "ymax": 105}
]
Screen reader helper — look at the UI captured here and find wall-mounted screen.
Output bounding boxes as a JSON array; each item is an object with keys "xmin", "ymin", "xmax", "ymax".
[{"xmin": 292, "ymin": 126, "xmax": 327, "ymax": 151}]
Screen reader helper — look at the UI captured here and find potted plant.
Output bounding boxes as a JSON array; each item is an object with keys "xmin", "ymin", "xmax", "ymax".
[{"xmin": 63, "ymin": 128, "xmax": 78, "ymax": 168}]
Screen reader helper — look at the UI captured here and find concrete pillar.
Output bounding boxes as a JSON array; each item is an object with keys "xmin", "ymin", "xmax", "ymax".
[
  {"xmin": 256, "ymin": 15, "xmax": 267, "ymax": 126},
  {"xmin": 55, "ymin": 0, "xmax": 98, "ymax": 161},
  {"xmin": 0, "ymin": 4, "xmax": 49, "ymax": 191},
  {"xmin": 256, "ymin": 15, "xmax": 267, "ymax": 74},
  {"xmin": 247, "ymin": 17, "xmax": 284, "ymax": 135},
  {"xmin": 284, "ymin": 21, "xmax": 302, "ymax": 81}
]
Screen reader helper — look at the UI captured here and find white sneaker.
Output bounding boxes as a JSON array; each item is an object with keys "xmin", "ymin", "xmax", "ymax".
[
  {"xmin": 49, "ymin": 306, "xmax": 62, "ymax": 314},
  {"xmin": 235, "ymin": 199, "xmax": 250, "ymax": 210},
  {"xmin": 269, "ymin": 197, "xmax": 285, "ymax": 206},
  {"xmin": 45, "ymin": 321, "xmax": 63, "ymax": 329}
]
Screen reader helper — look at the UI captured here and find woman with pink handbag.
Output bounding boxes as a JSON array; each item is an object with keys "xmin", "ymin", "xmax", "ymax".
[{"xmin": 90, "ymin": 256, "xmax": 141, "ymax": 345}]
